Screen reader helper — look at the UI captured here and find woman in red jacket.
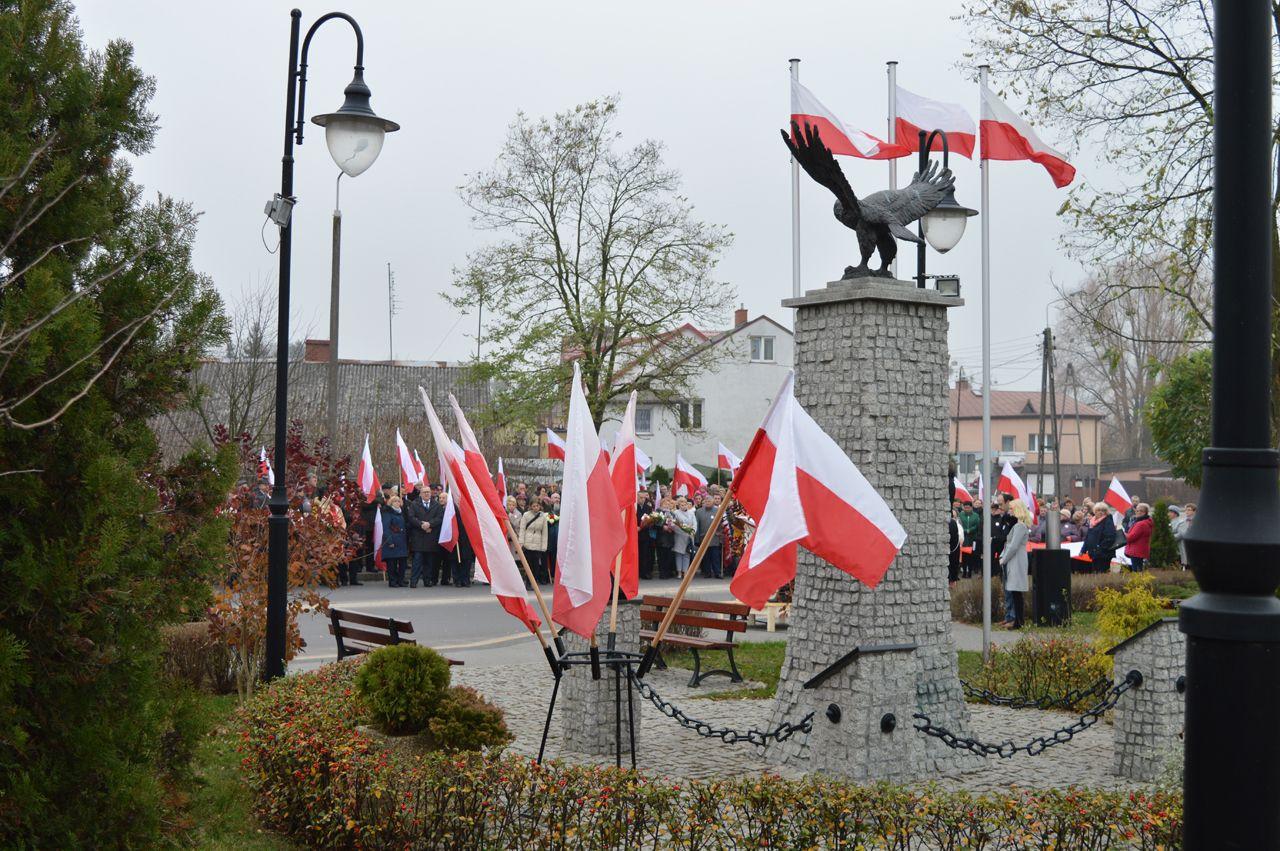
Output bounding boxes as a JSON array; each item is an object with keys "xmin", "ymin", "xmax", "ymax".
[{"xmin": 1124, "ymin": 503, "xmax": 1154, "ymax": 572}]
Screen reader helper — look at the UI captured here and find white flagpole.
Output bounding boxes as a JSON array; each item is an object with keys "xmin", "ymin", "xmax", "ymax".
[
  {"xmin": 887, "ymin": 60, "xmax": 898, "ymax": 279},
  {"xmin": 978, "ymin": 64, "xmax": 993, "ymax": 663},
  {"xmin": 790, "ymin": 58, "xmax": 802, "ymax": 301}
]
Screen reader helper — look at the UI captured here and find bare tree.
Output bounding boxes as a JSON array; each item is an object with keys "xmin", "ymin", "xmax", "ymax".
[
  {"xmin": 451, "ymin": 97, "xmax": 735, "ymax": 429},
  {"xmin": 1055, "ymin": 257, "xmax": 1208, "ymax": 460}
]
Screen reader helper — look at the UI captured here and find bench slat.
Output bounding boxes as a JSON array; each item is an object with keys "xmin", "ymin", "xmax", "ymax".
[
  {"xmin": 639, "ymin": 629, "xmax": 732, "ymax": 650},
  {"xmin": 641, "ymin": 595, "xmax": 750, "ymax": 616},
  {"xmin": 329, "ymin": 624, "xmax": 418, "ymax": 647},
  {"xmin": 330, "ymin": 608, "xmax": 414, "ymax": 633},
  {"xmin": 638, "ymin": 609, "xmax": 747, "ymax": 633}
]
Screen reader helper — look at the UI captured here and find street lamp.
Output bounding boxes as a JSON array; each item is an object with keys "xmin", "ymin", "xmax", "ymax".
[
  {"xmin": 914, "ymin": 129, "xmax": 978, "ymax": 289},
  {"xmin": 264, "ymin": 9, "xmax": 398, "ymax": 681}
]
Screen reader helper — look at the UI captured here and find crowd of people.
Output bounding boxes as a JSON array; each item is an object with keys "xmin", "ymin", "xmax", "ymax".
[{"xmin": 947, "ymin": 489, "xmax": 1198, "ymax": 630}]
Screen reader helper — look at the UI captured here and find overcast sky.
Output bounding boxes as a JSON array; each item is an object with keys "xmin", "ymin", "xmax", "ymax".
[{"xmin": 75, "ymin": 0, "xmax": 1102, "ymax": 390}]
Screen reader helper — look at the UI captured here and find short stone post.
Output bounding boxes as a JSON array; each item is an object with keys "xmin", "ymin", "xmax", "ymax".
[
  {"xmin": 768, "ymin": 279, "xmax": 978, "ymax": 775},
  {"xmin": 803, "ymin": 643, "xmax": 928, "ymax": 782},
  {"xmin": 1108, "ymin": 618, "xmax": 1185, "ymax": 781},
  {"xmin": 558, "ymin": 602, "xmax": 642, "ymax": 756}
]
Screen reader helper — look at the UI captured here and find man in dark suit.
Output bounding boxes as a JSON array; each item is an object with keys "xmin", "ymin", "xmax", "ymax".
[
  {"xmin": 636, "ymin": 489, "xmax": 656, "ymax": 580},
  {"xmin": 407, "ymin": 484, "xmax": 445, "ymax": 587}
]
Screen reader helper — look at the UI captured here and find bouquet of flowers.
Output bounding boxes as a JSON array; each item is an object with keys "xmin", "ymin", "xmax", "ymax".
[{"xmin": 546, "ymin": 513, "xmax": 559, "ymax": 526}]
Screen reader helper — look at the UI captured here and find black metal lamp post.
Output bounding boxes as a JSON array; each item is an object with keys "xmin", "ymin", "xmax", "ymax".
[
  {"xmin": 1179, "ymin": 0, "xmax": 1280, "ymax": 845},
  {"xmin": 264, "ymin": 9, "xmax": 399, "ymax": 680},
  {"xmin": 914, "ymin": 129, "xmax": 977, "ymax": 290}
]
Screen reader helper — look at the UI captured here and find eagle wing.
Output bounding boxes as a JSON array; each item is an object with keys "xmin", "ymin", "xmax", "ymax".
[
  {"xmin": 873, "ymin": 161, "xmax": 955, "ymax": 227},
  {"xmin": 780, "ymin": 121, "xmax": 860, "ymax": 218}
]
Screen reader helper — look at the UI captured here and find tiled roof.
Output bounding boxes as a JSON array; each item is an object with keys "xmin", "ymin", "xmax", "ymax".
[{"xmin": 949, "ymin": 383, "xmax": 1103, "ymax": 419}]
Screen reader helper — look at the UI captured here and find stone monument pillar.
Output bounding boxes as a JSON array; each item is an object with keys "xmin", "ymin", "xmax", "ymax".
[
  {"xmin": 767, "ymin": 278, "xmax": 977, "ymax": 776},
  {"xmin": 558, "ymin": 602, "xmax": 643, "ymax": 756},
  {"xmin": 1109, "ymin": 618, "xmax": 1185, "ymax": 781}
]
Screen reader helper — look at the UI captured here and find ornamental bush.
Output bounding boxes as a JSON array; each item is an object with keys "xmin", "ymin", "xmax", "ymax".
[
  {"xmin": 1149, "ymin": 499, "xmax": 1180, "ymax": 569},
  {"xmin": 1096, "ymin": 573, "xmax": 1170, "ymax": 645},
  {"xmin": 238, "ymin": 661, "xmax": 1183, "ymax": 849},
  {"xmin": 968, "ymin": 636, "xmax": 1114, "ymax": 712},
  {"xmin": 429, "ymin": 685, "xmax": 513, "ymax": 753},
  {"xmin": 355, "ymin": 645, "xmax": 452, "ymax": 735}
]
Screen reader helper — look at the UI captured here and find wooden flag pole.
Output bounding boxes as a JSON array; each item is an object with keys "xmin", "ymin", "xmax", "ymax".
[
  {"xmin": 636, "ymin": 486, "xmax": 736, "ymax": 678},
  {"xmin": 606, "ymin": 505, "xmax": 628, "ymax": 649}
]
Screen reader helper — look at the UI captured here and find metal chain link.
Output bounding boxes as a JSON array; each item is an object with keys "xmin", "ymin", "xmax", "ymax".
[
  {"xmin": 630, "ymin": 672, "xmax": 814, "ymax": 746},
  {"xmin": 914, "ymin": 670, "xmax": 1143, "ymax": 758},
  {"xmin": 960, "ymin": 675, "xmax": 1113, "ymax": 711}
]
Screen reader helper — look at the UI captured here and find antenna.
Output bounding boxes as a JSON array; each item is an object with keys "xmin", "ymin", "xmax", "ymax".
[{"xmin": 386, "ymin": 262, "xmax": 398, "ymax": 361}]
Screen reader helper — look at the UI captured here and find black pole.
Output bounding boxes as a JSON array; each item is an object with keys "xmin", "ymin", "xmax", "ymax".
[
  {"xmin": 914, "ymin": 129, "xmax": 950, "ymax": 289},
  {"xmin": 265, "ymin": 9, "xmax": 302, "ymax": 682},
  {"xmin": 1180, "ymin": 0, "xmax": 1280, "ymax": 846}
]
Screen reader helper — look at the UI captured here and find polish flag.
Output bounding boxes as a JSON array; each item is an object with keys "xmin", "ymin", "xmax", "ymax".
[
  {"xmin": 717, "ymin": 443, "xmax": 742, "ymax": 473},
  {"xmin": 258, "ymin": 447, "xmax": 274, "ymax": 486},
  {"xmin": 635, "ymin": 445, "xmax": 652, "ymax": 477},
  {"xmin": 952, "ymin": 477, "xmax": 974, "ymax": 503},
  {"xmin": 997, "ymin": 460, "xmax": 1039, "ymax": 520},
  {"xmin": 980, "ymin": 84, "xmax": 1076, "ymax": 188},
  {"xmin": 546, "ymin": 428, "xmax": 566, "ymax": 460},
  {"xmin": 791, "ymin": 77, "xmax": 907, "ymax": 160},
  {"xmin": 608, "ymin": 392, "xmax": 640, "ymax": 600},
  {"xmin": 495, "ymin": 457, "xmax": 507, "ymax": 506},
  {"xmin": 552, "ymin": 362, "xmax": 627, "ymax": 638},
  {"xmin": 395, "ymin": 429, "xmax": 420, "ymax": 491},
  {"xmin": 894, "ymin": 85, "xmax": 977, "ymax": 158},
  {"xmin": 1104, "ymin": 476, "xmax": 1133, "ymax": 513},
  {"xmin": 437, "ymin": 489, "xmax": 458, "ymax": 551},
  {"xmin": 730, "ymin": 372, "xmax": 906, "ymax": 609},
  {"xmin": 357, "ymin": 434, "xmax": 379, "ymax": 503},
  {"xmin": 418, "ymin": 387, "xmax": 540, "ymax": 633},
  {"xmin": 672, "ymin": 453, "xmax": 708, "ymax": 497},
  {"xmin": 372, "ymin": 505, "xmax": 385, "ymax": 571},
  {"xmin": 448, "ymin": 395, "xmax": 511, "ymax": 529},
  {"xmin": 412, "ymin": 450, "xmax": 427, "ymax": 489}
]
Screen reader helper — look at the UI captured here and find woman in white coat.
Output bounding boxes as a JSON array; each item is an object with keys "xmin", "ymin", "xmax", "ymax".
[
  {"xmin": 1000, "ymin": 498, "xmax": 1032, "ymax": 629},
  {"xmin": 671, "ymin": 496, "xmax": 697, "ymax": 578}
]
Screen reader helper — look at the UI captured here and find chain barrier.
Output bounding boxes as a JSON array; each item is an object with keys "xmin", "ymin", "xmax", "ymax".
[
  {"xmin": 960, "ymin": 676, "xmax": 1113, "ymax": 711},
  {"xmin": 914, "ymin": 670, "xmax": 1142, "ymax": 758},
  {"xmin": 630, "ymin": 672, "xmax": 813, "ymax": 746}
]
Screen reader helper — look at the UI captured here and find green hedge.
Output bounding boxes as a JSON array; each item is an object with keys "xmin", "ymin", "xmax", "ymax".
[{"xmin": 237, "ymin": 662, "xmax": 1182, "ymax": 849}]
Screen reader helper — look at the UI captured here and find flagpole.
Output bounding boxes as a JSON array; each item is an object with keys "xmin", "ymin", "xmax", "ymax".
[
  {"xmin": 790, "ymin": 57, "xmax": 802, "ymax": 301},
  {"xmin": 978, "ymin": 64, "xmax": 993, "ymax": 663},
  {"xmin": 501, "ymin": 513, "xmax": 564, "ymax": 658},
  {"xmin": 636, "ymin": 485, "xmax": 736, "ymax": 678},
  {"xmin": 887, "ymin": 59, "xmax": 898, "ymax": 279}
]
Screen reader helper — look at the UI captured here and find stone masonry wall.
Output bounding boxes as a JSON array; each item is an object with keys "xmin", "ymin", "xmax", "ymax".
[
  {"xmin": 768, "ymin": 280, "xmax": 978, "ymax": 775},
  {"xmin": 558, "ymin": 602, "xmax": 642, "ymax": 756},
  {"xmin": 1111, "ymin": 619, "xmax": 1185, "ymax": 781}
]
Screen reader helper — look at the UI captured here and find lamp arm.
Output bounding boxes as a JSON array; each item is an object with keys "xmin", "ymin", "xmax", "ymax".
[
  {"xmin": 923, "ymin": 128, "xmax": 951, "ymax": 170},
  {"xmin": 294, "ymin": 11, "xmax": 366, "ymax": 145}
]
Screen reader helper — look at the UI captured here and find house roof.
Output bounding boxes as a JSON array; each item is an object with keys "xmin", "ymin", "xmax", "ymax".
[{"xmin": 949, "ymin": 381, "xmax": 1103, "ymax": 420}]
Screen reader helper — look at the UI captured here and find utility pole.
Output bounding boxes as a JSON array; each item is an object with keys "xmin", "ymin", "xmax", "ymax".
[
  {"xmin": 1036, "ymin": 328, "xmax": 1049, "ymax": 497},
  {"xmin": 1046, "ymin": 331, "xmax": 1061, "ymax": 501},
  {"xmin": 386, "ymin": 262, "xmax": 397, "ymax": 361},
  {"xmin": 325, "ymin": 173, "xmax": 343, "ymax": 450}
]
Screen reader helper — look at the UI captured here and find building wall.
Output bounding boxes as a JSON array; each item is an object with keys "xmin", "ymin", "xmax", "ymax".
[
  {"xmin": 950, "ymin": 416, "xmax": 1101, "ymax": 469},
  {"xmin": 599, "ymin": 320, "xmax": 794, "ymax": 471}
]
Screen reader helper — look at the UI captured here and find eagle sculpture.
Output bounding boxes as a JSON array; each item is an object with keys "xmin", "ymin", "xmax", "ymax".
[{"xmin": 782, "ymin": 120, "xmax": 954, "ymax": 279}]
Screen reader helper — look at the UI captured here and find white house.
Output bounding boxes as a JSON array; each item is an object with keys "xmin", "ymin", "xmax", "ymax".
[{"xmin": 599, "ymin": 308, "xmax": 794, "ymax": 477}]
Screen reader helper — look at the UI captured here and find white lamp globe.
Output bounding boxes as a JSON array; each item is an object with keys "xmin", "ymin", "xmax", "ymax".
[
  {"xmin": 311, "ymin": 68, "xmax": 399, "ymax": 178},
  {"xmin": 921, "ymin": 194, "xmax": 978, "ymax": 254}
]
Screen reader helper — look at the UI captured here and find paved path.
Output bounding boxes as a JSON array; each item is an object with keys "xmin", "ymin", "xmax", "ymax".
[{"xmin": 454, "ymin": 662, "xmax": 1143, "ymax": 792}]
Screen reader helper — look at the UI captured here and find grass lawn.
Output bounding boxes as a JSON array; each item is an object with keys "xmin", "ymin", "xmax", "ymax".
[
  {"xmin": 176, "ymin": 693, "xmax": 292, "ymax": 850},
  {"xmin": 661, "ymin": 641, "xmax": 787, "ymax": 700}
]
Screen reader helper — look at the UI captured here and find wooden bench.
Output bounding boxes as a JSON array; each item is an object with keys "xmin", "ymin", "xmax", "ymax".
[
  {"xmin": 329, "ymin": 608, "xmax": 464, "ymax": 666},
  {"xmin": 639, "ymin": 595, "xmax": 749, "ymax": 687}
]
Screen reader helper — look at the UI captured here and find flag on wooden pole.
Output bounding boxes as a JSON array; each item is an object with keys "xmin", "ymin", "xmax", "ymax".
[
  {"xmin": 717, "ymin": 443, "xmax": 743, "ymax": 473},
  {"xmin": 546, "ymin": 428, "xmax": 566, "ymax": 460},
  {"xmin": 1104, "ymin": 476, "xmax": 1133, "ymax": 513},
  {"xmin": 609, "ymin": 392, "xmax": 640, "ymax": 600},
  {"xmin": 357, "ymin": 434, "xmax": 379, "ymax": 503},
  {"xmin": 673, "ymin": 453, "xmax": 708, "ymax": 496}
]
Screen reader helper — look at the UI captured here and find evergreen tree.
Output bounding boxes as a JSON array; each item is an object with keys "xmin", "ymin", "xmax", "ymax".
[
  {"xmin": 1149, "ymin": 499, "xmax": 1178, "ymax": 569},
  {"xmin": 0, "ymin": 2, "xmax": 233, "ymax": 844}
]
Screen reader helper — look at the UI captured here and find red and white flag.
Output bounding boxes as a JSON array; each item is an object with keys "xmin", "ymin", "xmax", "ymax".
[
  {"xmin": 717, "ymin": 442, "xmax": 742, "ymax": 473},
  {"xmin": 791, "ymin": 77, "xmax": 907, "ymax": 160},
  {"xmin": 438, "ymin": 489, "xmax": 458, "ymax": 551},
  {"xmin": 552, "ymin": 362, "xmax": 627, "ymax": 638},
  {"xmin": 546, "ymin": 427, "xmax": 566, "ymax": 460},
  {"xmin": 635, "ymin": 445, "xmax": 652, "ymax": 477},
  {"xmin": 258, "ymin": 447, "xmax": 274, "ymax": 486},
  {"xmin": 419, "ymin": 387, "xmax": 540, "ymax": 634},
  {"xmin": 952, "ymin": 477, "xmax": 974, "ymax": 503},
  {"xmin": 412, "ymin": 450, "xmax": 427, "ymax": 489},
  {"xmin": 357, "ymin": 434, "xmax": 380, "ymax": 503},
  {"xmin": 1104, "ymin": 476, "xmax": 1133, "ymax": 513},
  {"xmin": 730, "ymin": 372, "xmax": 906, "ymax": 609},
  {"xmin": 894, "ymin": 85, "xmax": 977, "ymax": 158},
  {"xmin": 372, "ymin": 505, "xmax": 385, "ymax": 571},
  {"xmin": 997, "ymin": 460, "xmax": 1039, "ymax": 520},
  {"xmin": 396, "ymin": 428, "xmax": 420, "ymax": 491},
  {"xmin": 608, "ymin": 392, "xmax": 640, "ymax": 600},
  {"xmin": 672, "ymin": 453, "xmax": 708, "ymax": 496},
  {"xmin": 980, "ymin": 84, "xmax": 1075, "ymax": 188},
  {"xmin": 448, "ymin": 395, "xmax": 511, "ymax": 530},
  {"xmin": 495, "ymin": 457, "xmax": 507, "ymax": 506}
]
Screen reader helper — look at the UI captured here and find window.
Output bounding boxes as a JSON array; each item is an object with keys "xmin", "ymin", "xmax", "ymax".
[
  {"xmin": 635, "ymin": 406, "xmax": 653, "ymax": 435},
  {"xmin": 1028, "ymin": 434, "xmax": 1056, "ymax": 452},
  {"xmin": 750, "ymin": 335, "xmax": 775, "ymax": 362},
  {"xmin": 677, "ymin": 399, "xmax": 704, "ymax": 431},
  {"xmin": 1001, "ymin": 435, "xmax": 1016, "ymax": 452}
]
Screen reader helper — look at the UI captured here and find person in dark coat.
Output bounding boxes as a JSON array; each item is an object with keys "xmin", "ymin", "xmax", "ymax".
[
  {"xmin": 1082, "ymin": 503, "xmax": 1117, "ymax": 573},
  {"xmin": 407, "ymin": 485, "xmax": 445, "ymax": 587},
  {"xmin": 636, "ymin": 490, "xmax": 656, "ymax": 580},
  {"xmin": 453, "ymin": 520, "xmax": 475, "ymax": 587},
  {"xmin": 948, "ymin": 507, "xmax": 962, "ymax": 584},
  {"xmin": 380, "ymin": 495, "xmax": 410, "ymax": 587}
]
